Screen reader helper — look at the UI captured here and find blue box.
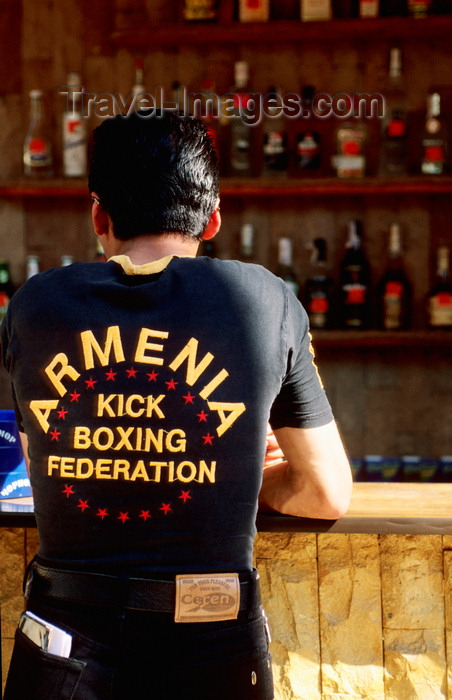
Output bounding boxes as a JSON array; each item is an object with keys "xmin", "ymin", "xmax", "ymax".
[{"xmin": 0, "ymin": 410, "xmax": 31, "ymax": 499}]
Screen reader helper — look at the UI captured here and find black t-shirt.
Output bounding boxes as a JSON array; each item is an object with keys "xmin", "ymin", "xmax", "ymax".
[{"xmin": 0, "ymin": 255, "xmax": 332, "ymax": 575}]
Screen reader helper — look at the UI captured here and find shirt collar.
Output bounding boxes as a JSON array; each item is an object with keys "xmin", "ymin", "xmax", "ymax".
[{"xmin": 109, "ymin": 254, "xmax": 195, "ymax": 276}]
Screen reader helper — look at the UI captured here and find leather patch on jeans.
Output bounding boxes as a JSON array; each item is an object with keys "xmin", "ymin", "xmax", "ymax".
[{"xmin": 174, "ymin": 573, "xmax": 240, "ymax": 623}]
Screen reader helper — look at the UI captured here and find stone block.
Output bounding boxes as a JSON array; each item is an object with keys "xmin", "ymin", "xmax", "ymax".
[
  {"xmin": 446, "ymin": 630, "xmax": 452, "ymax": 700},
  {"xmin": 318, "ymin": 534, "xmax": 384, "ymax": 697},
  {"xmin": 445, "ymin": 551, "xmax": 452, "ymax": 631},
  {"xmin": 0, "ymin": 529, "xmax": 26, "ymax": 638},
  {"xmin": 256, "ymin": 534, "xmax": 321, "ymax": 700},
  {"xmin": 384, "ymin": 628, "xmax": 447, "ymax": 699},
  {"xmin": 380, "ymin": 535, "xmax": 444, "ymax": 629}
]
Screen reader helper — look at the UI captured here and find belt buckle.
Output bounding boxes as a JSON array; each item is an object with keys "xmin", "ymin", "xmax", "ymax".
[{"xmin": 174, "ymin": 573, "xmax": 240, "ymax": 623}]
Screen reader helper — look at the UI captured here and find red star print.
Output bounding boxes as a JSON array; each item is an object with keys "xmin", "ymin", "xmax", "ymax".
[
  {"xmin": 183, "ymin": 392, "xmax": 195, "ymax": 404},
  {"xmin": 85, "ymin": 377, "xmax": 97, "ymax": 389},
  {"xmin": 96, "ymin": 508, "xmax": 109, "ymax": 520},
  {"xmin": 179, "ymin": 490, "xmax": 191, "ymax": 503},
  {"xmin": 105, "ymin": 368, "xmax": 117, "ymax": 381},
  {"xmin": 77, "ymin": 499, "xmax": 89, "ymax": 512},
  {"xmin": 50, "ymin": 428, "xmax": 61, "ymax": 441},
  {"xmin": 126, "ymin": 367, "xmax": 138, "ymax": 378},
  {"xmin": 62, "ymin": 484, "xmax": 74, "ymax": 498},
  {"xmin": 147, "ymin": 370, "xmax": 158, "ymax": 382},
  {"xmin": 139, "ymin": 510, "xmax": 151, "ymax": 521},
  {"xmin": 57, "ymin": 407, "xmax": 68, "ymax": 420},
  {"xmin": 197, "ymin": 410, "xmax": 208, "ymax": 422},
  {"xmin": 160, "ymin": 503, "xmax": 172, "ymax": 515},
  {"xmin": 70, "ymin": 391, "xmax": 80, "ymax": 402},
  {"xmin": 165, "ymin": 378, "xmax": 178, "ymax": 390},
  {"xmin": 118, "ymin": 512, "xmax": 130, "ymax": 523},
  {"xmin": 202, "ymin": 433, "xmax": 214, "ymax": 445}
]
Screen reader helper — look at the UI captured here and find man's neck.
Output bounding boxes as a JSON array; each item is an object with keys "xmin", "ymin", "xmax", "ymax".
[{"xmin": 106, "ymin": 232, "xmax": 200, "ymax": 265}]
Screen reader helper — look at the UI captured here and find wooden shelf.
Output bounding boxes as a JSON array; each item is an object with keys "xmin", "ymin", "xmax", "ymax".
[
  {"xmin": 311, "ymin": 329, "xmax": 452, "ymax": 349},
  {"xmin": 111, "ymin": 15, "xmax": 452, "ymax": 50},
  {"xmin": 2, "ymin": 176, "xmax": 452, "ymax": 200}
]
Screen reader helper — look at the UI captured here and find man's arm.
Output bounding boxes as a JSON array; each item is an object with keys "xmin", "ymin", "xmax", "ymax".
[{"xmin": 259, "ymin": 421, "xmax": 352, "ymax": 520}]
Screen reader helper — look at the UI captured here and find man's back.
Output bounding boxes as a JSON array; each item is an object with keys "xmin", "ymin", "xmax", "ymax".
[{"xmin": 2, "ymin": 254, "xmax": 331, "ymax": 576}]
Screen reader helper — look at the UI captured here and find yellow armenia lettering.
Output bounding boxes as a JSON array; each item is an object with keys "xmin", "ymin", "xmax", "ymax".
[
  {"xmin": 81, "ymin": 326, "xmax": 125, "ymax": 370},
  {"xmin": 207, "ymin": 401, "xmax": 246, "ymax": 437},
  {"xmin": 30, "ymin": 400, "xmax": 59, "ymax": 432},
  {"xmin": 45, "ymin": 354, "xmax": 80, "ymax": 397},
  {"xmin": 134, "ymin": 328, "xmax": 169, "ymax": 365}
]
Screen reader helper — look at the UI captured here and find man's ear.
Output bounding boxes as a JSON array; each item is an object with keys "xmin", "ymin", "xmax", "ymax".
[
  {"xmin": 91, "ymin": 193, "xmax": 110, "ymax": 237},
  {"xmin": 201, "ymin": 202, "xmax": 221, "ymax": 240}
]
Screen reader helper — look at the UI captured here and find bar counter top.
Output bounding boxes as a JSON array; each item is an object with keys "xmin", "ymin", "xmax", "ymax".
[{"xmin": 1, "ymin": 482, "xmax": 451, "ymax": 534}]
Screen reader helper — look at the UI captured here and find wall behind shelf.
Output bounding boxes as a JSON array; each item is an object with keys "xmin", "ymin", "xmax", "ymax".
[{"xmin": 0, "ymin": 0, "xmax": 451, "ymax": 466}]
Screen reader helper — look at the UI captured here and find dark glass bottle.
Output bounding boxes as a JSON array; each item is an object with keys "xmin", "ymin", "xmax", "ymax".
[
  {"xmin": 276, "ymin": 237, "xmax": 300, "ymax": 297},
  {"xmin": 338, "ymin": 220, "xmax": 371, "ymax": 328},
  {"xmin": 304, "ymin": 238, "xmax": 335, "ymax": 329},
  {"xmin": 296, "ymin": 85, "xmax": 322, "ymax": 175},
  {"xmin": 427, "ymin": 246, "xmax": 452, "ymax": 328},
  {"xmin": 0, "ymin": 259, "xmax": 14, "ymax": 321},
  {"xmin": 262, "ymin": 87, "xmax": 288, "ymax": 177},
  {"xmin": 377, "ymin": 223, "xmax": 412, "ymax": 329}
]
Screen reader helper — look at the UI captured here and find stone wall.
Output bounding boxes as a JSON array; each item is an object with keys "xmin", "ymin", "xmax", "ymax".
[{"xmin": 2, "ymin": 527, "xmax": 452, "ymax": 699}]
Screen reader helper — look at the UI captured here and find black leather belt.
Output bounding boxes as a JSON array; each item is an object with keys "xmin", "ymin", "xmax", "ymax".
[{"xmin": 26, "ymin": 562, "xmax": 261, "ymax": 614}]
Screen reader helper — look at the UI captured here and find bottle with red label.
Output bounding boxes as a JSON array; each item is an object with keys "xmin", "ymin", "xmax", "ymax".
[
  {"xmin": 421, "ymin": 92, "xmax": 447, "ymax": 175},
  {"xmin": 379, "ymin": 48, "xmax": 408, "ymax": 176},
  {"xmin": 224, "ymin": 61, "xmax": 253, "ymax": 177},
  {"xmin": 0, "ymin": 259, "xmax": 14, "ymax": 322},
  {"xmin": 199, "ymin": 79, "xmax": 219, "ymax": 156},
  {"xmin": 428, "ymin": 246, "xmax": 452, "ymax": 329},
  {"xmin": 304, "ymin": 238, "xmax": 335, "ymax": 329},
  {"xmin": 296, "ymin": 85, "xmax": 322, "ymax": 175},
  {"xmin": 334, "ymin": 120, "xmax": 368, "ymax": 178},
  {"xmin": 62, "ymin": 72, "xmax": 87, "ymax": 178},
  {"xmin": 262, "ymin": 87, "xmax": 288, "ymax": 176},
  {"xmin": 23, "ymin": 90, "xmax": 53, "ymax": 178},
  {"xmin": 338, "ymin": 220, "xmax": 372, "ymax": 328},
  {"xmin": 377, "ymin": 223, "xmax": 412, "ymax": 330},
  {"xmin": 239, "ymin": 0, "xmax": 269, "ymax": 21}
]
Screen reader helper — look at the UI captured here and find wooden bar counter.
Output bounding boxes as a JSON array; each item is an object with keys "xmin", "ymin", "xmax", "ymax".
[{"xmin": 2, "ymin": 484, "xmax": 452, "ymax": 699}]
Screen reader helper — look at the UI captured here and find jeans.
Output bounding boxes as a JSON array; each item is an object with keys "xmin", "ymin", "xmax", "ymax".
[{"xmin": 4, "ymin": 592, "xmax": 274, "ymax": 699}]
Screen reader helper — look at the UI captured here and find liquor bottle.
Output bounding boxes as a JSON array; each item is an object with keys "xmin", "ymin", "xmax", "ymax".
[
  {"xmin": 427, "ymin": 246, "xmax": 452, "ymax": 329},
  {"xmin": 95, "ymin": 239, "xmax": 107, "ymax": 263},
  {"xmin": 262, "ymin": 87, "xmax": 288, "ymax": 176},
  {"xmin": 301, "ymin": 0, "xmax": 332, "ymax": 20},
  {"xmin": 338, "ymin": 220, "xmax": 371, "ymax": 328},
  {"xmin": 359, "ymin": 0, "xmax": 379, "ymax": 17},
  {"xmin": 62, "ymin": 72, "xmax": 87, "ymax": 178},
  {"xmin": 379, "ymin": 47, "xmax": 408, "ymax": 176},
  {"xmin": 238, "ymin": 223, "xmax": 257, "ymax": 262},
  {"xmin": 276, "ymin": 237, "xmax": 300, "ymax": 297},
  {"xmin": 239, "ymin": 0, "xmax": 270, "ymax": 22},
  {"xmin": 296, "ymin": 85, "xmax": 322, "ymax": 174},
  {"xmin": 131, "ymin": 58, "xmax": 146, "ymax": 110},
  {"xmin": 376, "ymin": 223, "xmax": 412, "ymax": 329},
  {"xmin": 25, "ymin": 255, "xmax": 40, "ymax": 280},
  {"xmin": 407, "ymin": 0, "xmax": 432, "ymax": 16},
  {"xmin": 199, "ymin": 79, "xmax": 219, "ymax": 155},
  {"xmin": 183, "ymin": 0, "xmax": 217, "ymax": 21},
  {"xmin": 0, "ymin": 259, "xmax": 14, "ymax": 321},
  {"xmin": 23, "ymin": 90, "xmax": 53, "ymax": 178},
  {"xmin": 61, "ymin": 255, "xmax": 74, "ymax": 267},
  {"xmin": 226, "ymin": 61, "xmax": 253, "ymax": 177},
  {"xmin": 421, "ymin": 92, "xmax": 446, "ymax": 175},
  {"xmin": 304, "ymin": 238, "xmax": 335, "ymax": 329},
  {"xmin": 334, "ymin": 120, "xmax": 368, "ymax": 178}
]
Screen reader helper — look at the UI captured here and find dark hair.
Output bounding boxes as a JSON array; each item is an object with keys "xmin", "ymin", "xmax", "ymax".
[{"xmin": 88, "ymin": 109, "xmax": 220, "ymax": 241}]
